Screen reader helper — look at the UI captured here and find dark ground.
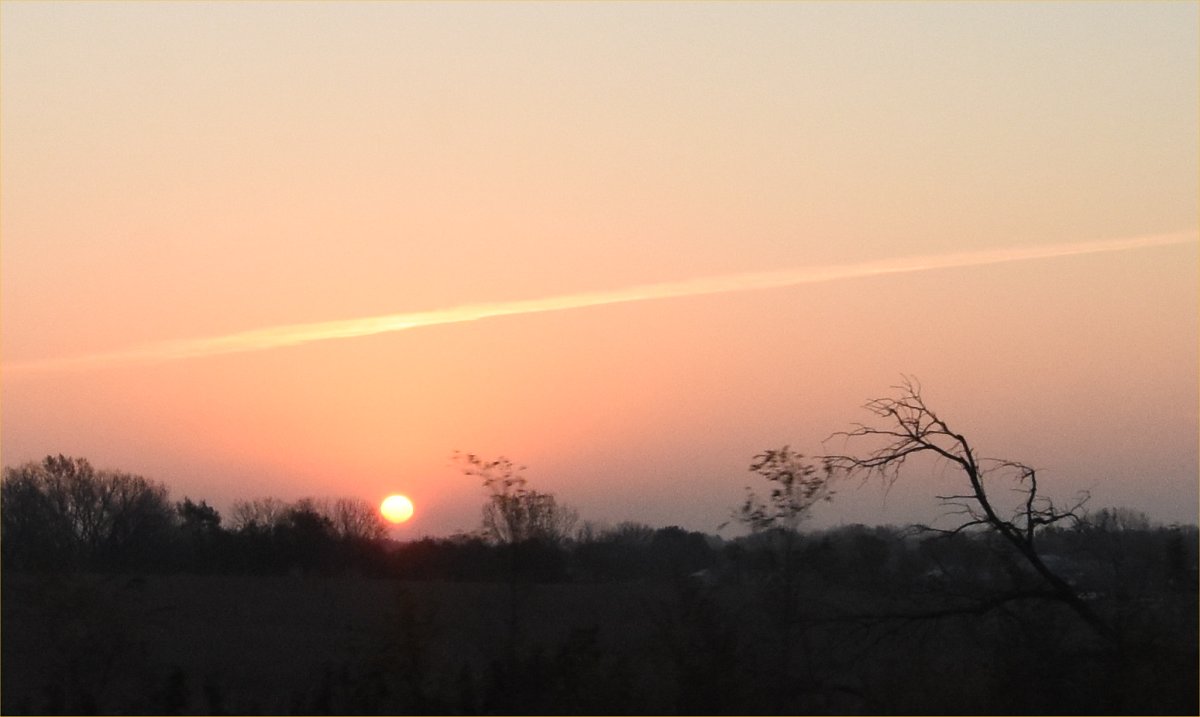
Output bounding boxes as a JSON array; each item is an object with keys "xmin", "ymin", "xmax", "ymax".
[{"xmin": 4, "ymin": 570, "xmax": 1196, "ymax": 715}]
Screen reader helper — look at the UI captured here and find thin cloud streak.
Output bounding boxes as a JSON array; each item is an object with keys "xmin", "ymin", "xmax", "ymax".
[{"xmin": 6, "ymin": 231, "xmax": 1194, "ymax": 374}]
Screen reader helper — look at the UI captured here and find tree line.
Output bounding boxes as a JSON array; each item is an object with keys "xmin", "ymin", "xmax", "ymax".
[
  {"xmin": 0, "ymin": 452, "xmax": 720, "ymax": 581},
  {"xmin": 2, "ymin": 449, "xmax": 1194, "ymax": 600},
  {"xmin": 4, "ymin": 381, "xmax": 1196, "ymax": 617},
  {"xmin": 0, "ymin": 455, "xmax": 387, "ymax": 575},
  {"xmin": 2, "ymin": 380, "xmax": 1197, "ymax": 714}
]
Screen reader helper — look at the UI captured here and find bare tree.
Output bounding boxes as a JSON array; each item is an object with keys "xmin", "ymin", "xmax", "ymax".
[
  {"xmin": 1, "ymin": 455, "xmax": 174, "ymax": 569},
  {"xmin": 229, "ymin": 497, "xmax": 289, "ymax": 532},
  {"xmin": 231, "ymin": 496, "xmax": 386, "ymax": 542},
  {"xmin": 329, "ymin": 497, "xmax": 388, "ymax": 542},
  {"xmin": 825, "ymin": 377, "xmax": 1115, "ymax": 641},
  {"xmin": 454, "ymin": 452, "xmax": 577, "ymax": 546}
]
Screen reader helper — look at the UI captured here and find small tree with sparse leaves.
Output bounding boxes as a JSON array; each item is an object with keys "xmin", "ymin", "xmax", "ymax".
[
  {"xmin": 454, "ymin": 452, "xmax": 577, "ymax": 547},
  {"xmin": 726, "ymin": 446, "xmax": 835, "ymax": 698}
]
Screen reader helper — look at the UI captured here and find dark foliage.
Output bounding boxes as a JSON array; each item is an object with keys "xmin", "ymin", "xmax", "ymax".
[
  {"xmin": 2, "ymin": 451, "xmax": 1196, "ymax": 714},
  {"xmin": 1, "ymin": 456, "xmax": 175, "ymax": 571}
]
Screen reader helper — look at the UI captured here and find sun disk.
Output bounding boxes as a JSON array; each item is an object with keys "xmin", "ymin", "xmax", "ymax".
[{"xmin": 381, "ymin": 494, "xmax": 414, "ymax": 524}]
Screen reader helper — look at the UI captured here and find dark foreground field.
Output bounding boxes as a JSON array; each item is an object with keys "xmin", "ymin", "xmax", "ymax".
[
  {"xmin": 3, "ymin": 574, "xmax": 679, "ymax": 714},
  {"xmin": 4, "ymin": 567, "xmax": 1197, "ymax": 715}
]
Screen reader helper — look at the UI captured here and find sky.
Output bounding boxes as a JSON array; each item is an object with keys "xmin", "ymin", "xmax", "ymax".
[{"xmin": 2, "ymin": 1, "xmax": 1197, "ymax": 538}]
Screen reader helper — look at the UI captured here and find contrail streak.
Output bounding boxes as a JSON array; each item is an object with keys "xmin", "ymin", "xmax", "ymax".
[{"xmin": 6, "ymin": 230, "xmax": 1194, "ymax": 374}]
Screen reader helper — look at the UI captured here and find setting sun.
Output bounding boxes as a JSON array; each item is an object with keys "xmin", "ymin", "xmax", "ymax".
[{"xmin": 380, "ymin": 494, "xmax": 414, "ymax": 524}]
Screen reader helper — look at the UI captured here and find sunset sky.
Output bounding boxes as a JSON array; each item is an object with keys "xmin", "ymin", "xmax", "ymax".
[{"xmin": 2, "ymin": 1, "xmax": 1197, "ymax": 537}]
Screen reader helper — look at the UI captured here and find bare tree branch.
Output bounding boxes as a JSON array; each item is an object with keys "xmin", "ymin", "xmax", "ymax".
[{"xmin": 824, "ymin": 377, "xmax": 1116, "ymax": 643}]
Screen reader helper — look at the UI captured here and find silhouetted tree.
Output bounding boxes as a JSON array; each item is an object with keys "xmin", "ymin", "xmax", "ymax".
[
  {"xmin": 328, "ymin": 497, "xmax": 388, "ymax": 542},
  {"xmin": 273, "ymin": 499, "xmax": 337, "ymax": 573},
  {"xmin": 455, "ymin": 451, "xmax": 579, "ymax": 676},
  {"xmin": 229, "ymin": 497, "xmax": 288, "ymax": 533},
  {"xmin": 723, "ymin": 446, "xmax": 835, "ymax": 706},
  {"xmin": 175, "ymin": 497, "xmax": 225, "ymax": 572},
  {"xmin": 226, "ymin": 496, "xmax": 385, "ymax": 574},
  {"xmin": 455, "ymin": 452, "xmax": 578, "ymax": 547},
  {"xmin": 2, "ymin": 455, "xmax": 174, "ymax": 570},
  {"xmin": 732, "ymin": 446, "xmax": 835, "ymax": 534},
  {"xmin": 2, "ymin": 463, "xmax": 71, "ymax": 569},
  {"xmin": 825, "ymin": 377, "xmax": 1114, "ymax": 642},
  {"xmin": 177, "ymin": 498, "xmax": 221, "ymax": 535}
]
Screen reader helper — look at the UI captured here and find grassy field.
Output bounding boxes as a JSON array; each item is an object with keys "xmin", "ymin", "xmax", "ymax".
[
  {"xmin": 4, "ymin": 570, "xmax": 1196, "ymax": 714},
  {"xmin": 2, "ymin": 573, "xmax": 685, "ymax": 714}
]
